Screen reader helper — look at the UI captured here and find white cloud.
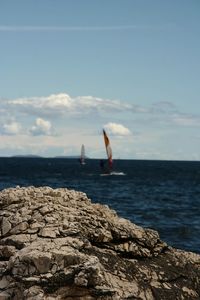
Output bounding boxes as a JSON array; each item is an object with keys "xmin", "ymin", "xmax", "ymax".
[
  {"xmin": 30, "ymin": 118, "xmax": 52, "ymax": 136},
  {"xmin": 2, "ymin": 122, "xmax": 21, "ymax": 135},
  {"xmin": 43, "ymin": 94, "xmax": 73, "ymax": 109},
  {"xmin": 104, "ymin": 122, "xmax": 131, "ymax": 136},
  {"xmin": 172, "ymin": 114, "xmax": 200, "ymax": 127},
  {"xmin": 8, "ymin": 93, "xmax": 72, "ymax": 109},
  {"xmin": 151, "ymin": 101, "xmax": 177, "ymax": 114},
  {"xmin": 8, "ymin": 93, "xmax": 134, "ymax": 117},
  {"xmin": 76, "ymin": 96, "xmax": 132, "ymax": 112}
]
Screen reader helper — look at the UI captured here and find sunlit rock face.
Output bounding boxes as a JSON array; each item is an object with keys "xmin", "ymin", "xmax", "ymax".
[{"xmin": 0, "ymin": 186, "xmax": 199, "ymax": 299}]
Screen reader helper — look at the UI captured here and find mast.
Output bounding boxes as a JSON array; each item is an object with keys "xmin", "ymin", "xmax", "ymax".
[{"xmin": 103, "ymin": 129, "xmax": 113, "ymax": 168}]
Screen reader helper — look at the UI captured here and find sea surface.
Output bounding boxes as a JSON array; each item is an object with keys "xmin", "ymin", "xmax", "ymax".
[{"xmin": 0, "ymin": 157, "xmax": 199, "ymax": 254}]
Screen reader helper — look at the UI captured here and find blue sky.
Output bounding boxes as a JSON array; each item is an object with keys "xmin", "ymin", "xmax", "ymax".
[{"xmin": 0, "ymin": 0, "xmax": 200, "ymax": 159}]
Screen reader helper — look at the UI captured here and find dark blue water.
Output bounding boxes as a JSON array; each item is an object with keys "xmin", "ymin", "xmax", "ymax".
[{"xmin": 0, "ymin": 157, "xmax": 199, "ymax": 254}]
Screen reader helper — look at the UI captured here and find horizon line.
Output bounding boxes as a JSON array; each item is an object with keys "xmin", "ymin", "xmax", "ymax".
[{"xmin": 0, "ymin": 155, "xmax": 199, "ymax": 162}]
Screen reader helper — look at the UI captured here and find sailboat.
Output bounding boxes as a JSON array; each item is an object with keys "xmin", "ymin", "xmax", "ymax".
[
  {"xmin": 79, "ymin": 144, "xmax": 86, "ymax": 165},
  {"xmin": 101, "ymin": 129, "xmax": 113, "ymax": 174},
  {"xmin": 101, "ymin": 129, "xmax": 125, "ymax": 176}
]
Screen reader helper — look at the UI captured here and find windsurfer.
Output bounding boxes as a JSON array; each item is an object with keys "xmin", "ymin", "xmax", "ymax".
[
  {"xmin": 99, "ymin": 159, "xmax": 110, "ymax": 174},
  {"xmin": 101, "ymin": 129, "xmax": 113, "ymax": 174}
]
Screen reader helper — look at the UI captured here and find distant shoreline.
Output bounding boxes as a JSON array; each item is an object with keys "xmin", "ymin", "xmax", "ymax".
[
  {"xmin": 0, "ymin": 156, "xmax": 199, "ymax": 162},
  {"xmin": 8, "ymin": 155, "xmax": 90, "ymax": 159}
]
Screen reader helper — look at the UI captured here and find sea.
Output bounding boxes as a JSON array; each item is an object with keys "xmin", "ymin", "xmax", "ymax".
[{"xmin": 0, "ymin": 157, "xmax": 199, "ymax": 254}]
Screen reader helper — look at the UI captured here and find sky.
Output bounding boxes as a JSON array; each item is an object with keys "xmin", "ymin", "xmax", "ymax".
[{"xmin": 0, "ymin": 0, "xmax": 200, "ymax": 160}]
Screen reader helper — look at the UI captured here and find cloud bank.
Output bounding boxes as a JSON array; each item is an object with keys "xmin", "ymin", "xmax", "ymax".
[
  {"xmin": 8, "ymin": 93, "xmax": 133, "ymax": 116},
  {"xmin": 1, "ymin": 92, "xmax": 200, "ymax": 159}
]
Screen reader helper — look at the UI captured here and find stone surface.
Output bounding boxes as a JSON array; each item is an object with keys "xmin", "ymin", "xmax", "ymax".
[{"xmin": 0, "ymin": 186, "xmax": 199, "ymax": 299}]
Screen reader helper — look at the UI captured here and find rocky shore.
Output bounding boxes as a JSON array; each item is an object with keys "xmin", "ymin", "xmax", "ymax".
[{"xmin": 0, "ymin": 186, "xmax": 200, "ymax": 299}]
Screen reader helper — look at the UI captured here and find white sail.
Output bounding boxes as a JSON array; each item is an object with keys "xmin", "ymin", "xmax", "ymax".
[{"xmin": 80, "ymin": 144, "xmax": 86, "ymax": 165}]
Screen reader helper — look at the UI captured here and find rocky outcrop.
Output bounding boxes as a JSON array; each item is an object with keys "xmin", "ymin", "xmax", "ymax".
[{"xmin": 0, "ymin": 186, "xmax": 199, "ymax": 299}]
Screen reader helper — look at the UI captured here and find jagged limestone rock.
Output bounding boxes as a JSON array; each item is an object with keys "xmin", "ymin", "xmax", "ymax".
[{"xmin": 0, "ymin": 186, "xmax": 199, "ymax": 299}]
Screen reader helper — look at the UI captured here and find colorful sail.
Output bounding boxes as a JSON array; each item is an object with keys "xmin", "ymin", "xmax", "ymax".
[
  {"xmin": 103, "ymin": 129, "xmax": 113, "ymax": 168},
  {"xmin": 80, "ymin": 144, "xmax": 86, "ymax": 165}
]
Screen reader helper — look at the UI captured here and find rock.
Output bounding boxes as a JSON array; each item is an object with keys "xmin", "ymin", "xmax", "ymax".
[
  {"xmin": 1, "ymin": 218, "xmax": 11, "ymax": 236},
  {"xmin": 38, "ymin": 228, "xmax": 57, "ymax": 238},
  {"xmin": 0, "ymin": 291, "xmax": 10, "ymax": 300},
  {"xmin": 0, "ymin": 186, "xmax": 199, "ymax": 299}
]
